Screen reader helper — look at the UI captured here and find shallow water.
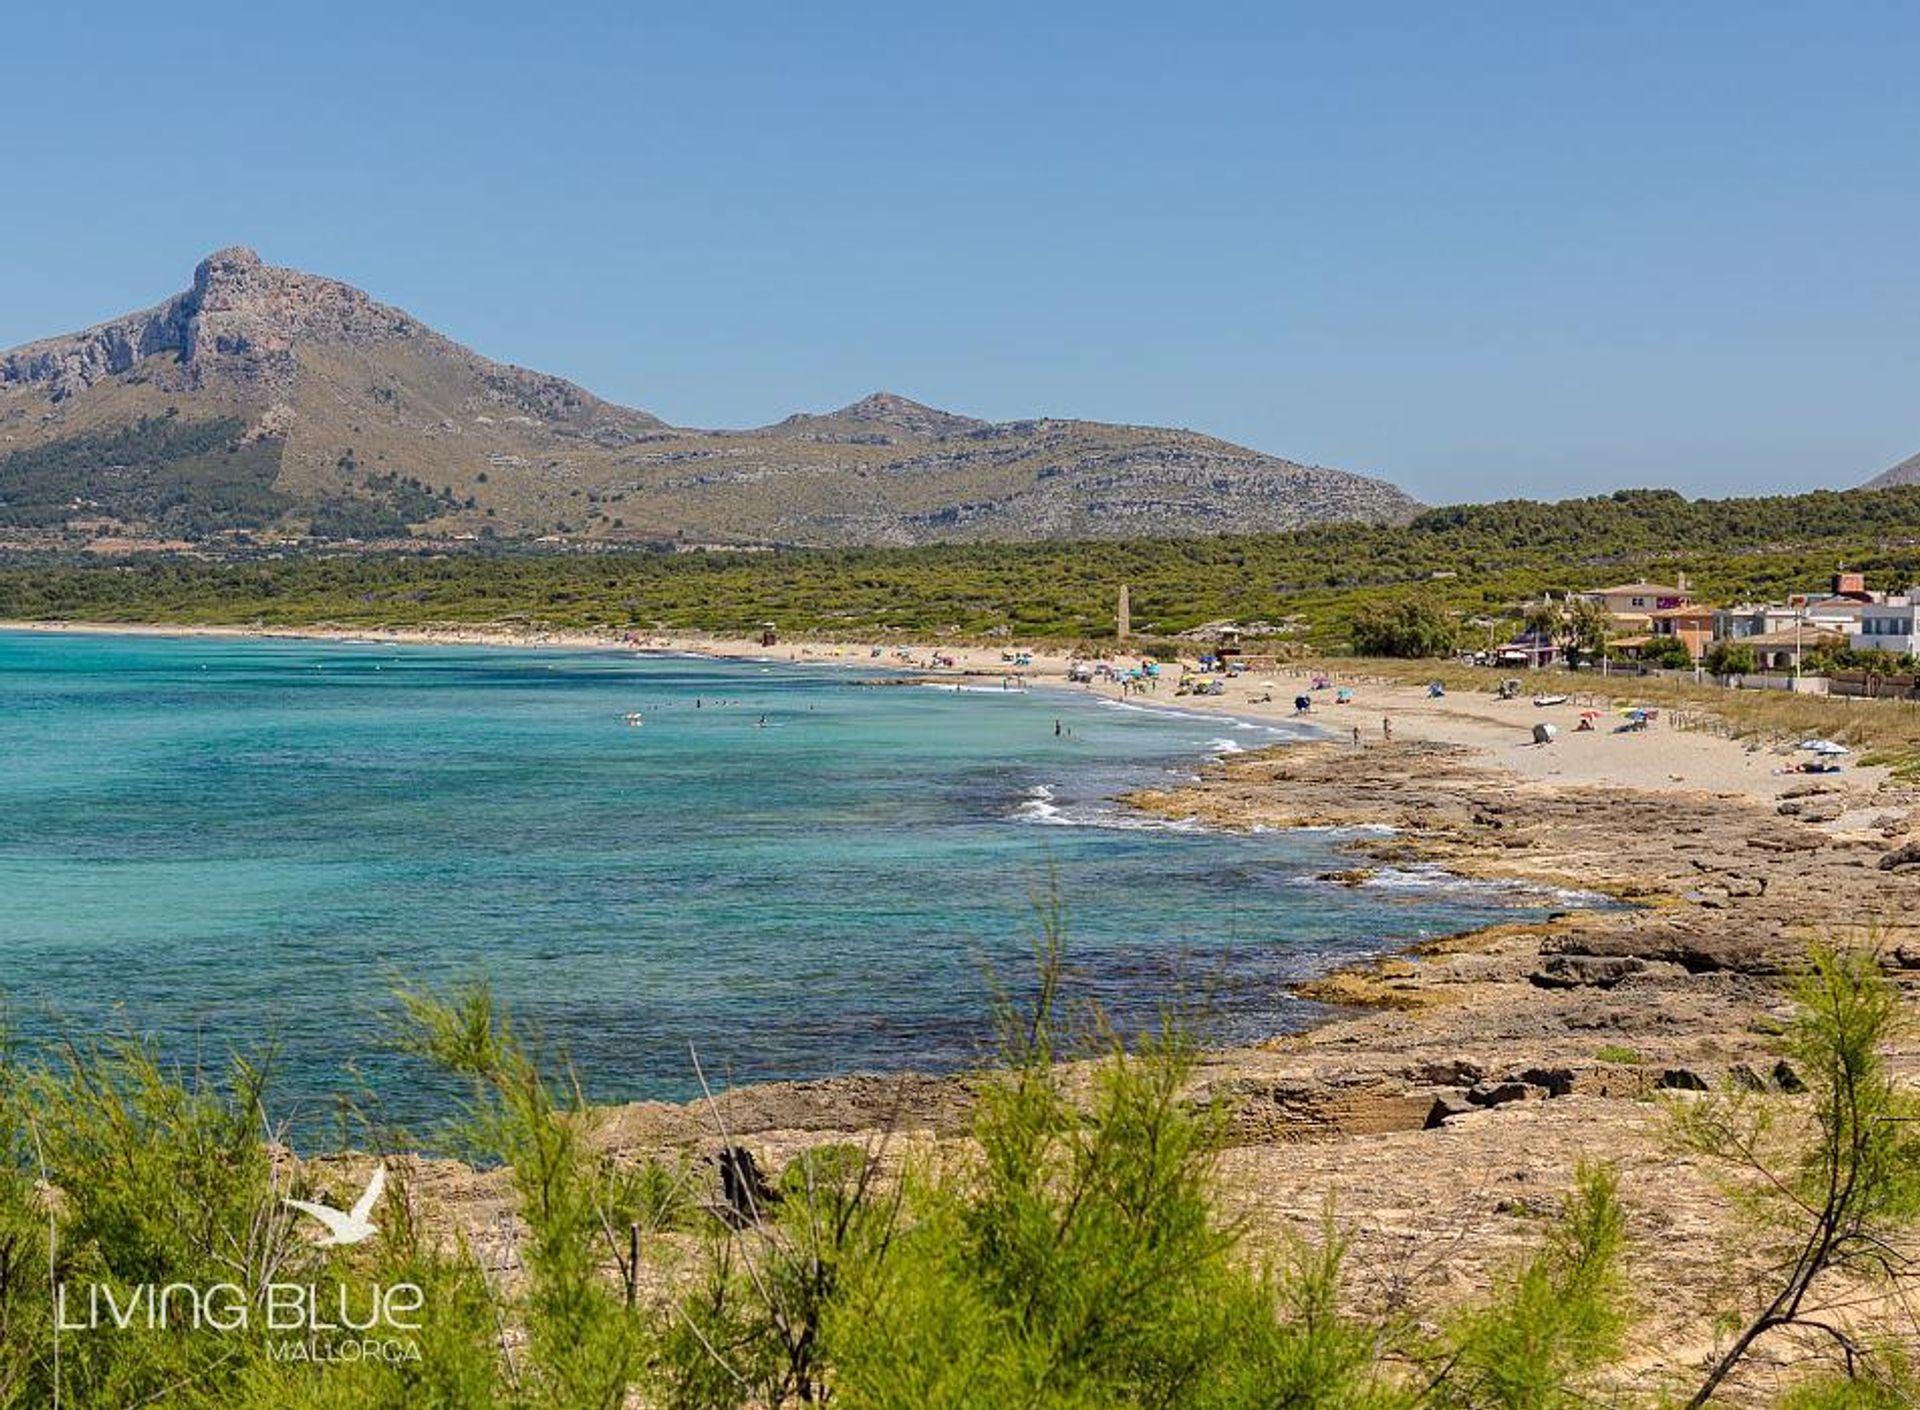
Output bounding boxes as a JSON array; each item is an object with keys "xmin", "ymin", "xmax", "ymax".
[{"xmin": 0, "ymin": 631, "xmax": 1572, "ymax": 1135}]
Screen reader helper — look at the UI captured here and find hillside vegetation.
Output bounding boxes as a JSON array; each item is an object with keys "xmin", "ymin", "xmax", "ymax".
[
  {"xmin": 0, "ymin": 414, "xmax": 289, "ymax": 532},
  {"xmin": 5, "ymin": 487, "xmax": 1920, "ymax": 645}
]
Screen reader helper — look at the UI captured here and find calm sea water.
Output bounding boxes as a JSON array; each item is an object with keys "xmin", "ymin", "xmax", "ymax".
[{"xmin": 0, "ymin": 630, "xmax": 1568, "ymax": 1137}]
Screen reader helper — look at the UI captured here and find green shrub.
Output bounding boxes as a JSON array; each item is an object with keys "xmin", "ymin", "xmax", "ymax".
[
  {"xmin": 1350, "ymin": 594, "xmax": 1459, "ymax": 658},
  {"xmin": 1703, "ymin": 640, "xmax": 1756, "ymax": 676},
  {"xmin": 1675, "ymin": 941, "xmax": 1920, "ymax": 1403}
]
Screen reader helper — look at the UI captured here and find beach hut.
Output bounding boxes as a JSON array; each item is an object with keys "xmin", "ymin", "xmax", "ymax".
[{"xmin": 758, "ymin": 621, "xmax": 779, "ymax": 647}]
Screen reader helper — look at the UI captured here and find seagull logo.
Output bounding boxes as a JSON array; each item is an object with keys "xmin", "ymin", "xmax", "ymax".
[{"xmin": 283, "ymin": 1165, "xmax": 386, "ymax": 1247}]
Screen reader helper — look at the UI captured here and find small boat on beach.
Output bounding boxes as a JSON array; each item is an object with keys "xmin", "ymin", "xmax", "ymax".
[{"xmin": 1532, "ymin": 694, "xmax": 1569, "ymax": 707}]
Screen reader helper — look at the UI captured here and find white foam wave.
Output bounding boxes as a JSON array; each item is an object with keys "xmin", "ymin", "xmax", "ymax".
[
  {"xmin": 1295, "ymin": 862, "xmax": 1608, "ymax": 905},
  {"xmin": 1091, "ymin": 697, "xmax": 1311, "ymax": 740},
  {"xmin": 1093, "ymin": 699, "xmax": 1201, "ymax": 722},
  {"xmin": 1009, "ymin": 783, "xmax": 1206, "ymax": 833},
  {"xmin": 1032, "ymin": 811, "xmax": 1207, "ymax": 834},
  {"xmin": 1012, "ymin": 783, "xmax": 1063, "ymax": 822}
]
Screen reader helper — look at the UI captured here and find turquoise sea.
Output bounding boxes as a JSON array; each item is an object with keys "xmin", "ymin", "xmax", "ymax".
[{"xmin": 0, "ymin": 630, "xmax": 1570, "ymax": 1135}]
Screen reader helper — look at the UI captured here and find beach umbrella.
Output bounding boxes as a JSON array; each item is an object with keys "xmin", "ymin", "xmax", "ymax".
[
  {"xmin": 1803, "ymin": 739, "xmax": 1849, "ymax": 755},
  {"xmin": 1580, "ymin": 709, "xmax": 1602, "ymax": 719}
]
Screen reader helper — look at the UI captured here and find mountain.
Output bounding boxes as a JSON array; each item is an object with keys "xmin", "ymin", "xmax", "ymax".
[
  {"xmin": 0, "ymin": 248, "xmax": 1418, "ymax": 547},
  {"xmin": 1864, "ymin": 451, "xmax": 1920, "ymax": 490}
]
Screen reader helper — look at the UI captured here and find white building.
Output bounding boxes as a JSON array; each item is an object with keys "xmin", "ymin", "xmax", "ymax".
[
  {"xmin": 1851, "ymin": 597, "xmax": 1920, "ymax": 656},
  {"xmin": 1796, "ymin": 596, "xmax": 1874, "ymax": 634},
  {"xmin": 1714, "ymin": 604, "xmax": 1800, "ymax": 640}
]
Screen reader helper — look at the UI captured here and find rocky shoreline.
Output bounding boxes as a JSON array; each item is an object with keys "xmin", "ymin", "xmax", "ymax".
[
  {"xmin": 579, "ymin": 733, "xmax": 1916, "ymax": 1156},
  {"xmin": 401, "ymin": 734, "xmax": 1916, "ymax": 1400}
]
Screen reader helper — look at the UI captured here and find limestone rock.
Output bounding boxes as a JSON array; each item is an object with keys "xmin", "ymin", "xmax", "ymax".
[{"xmin": 1528, "ymin": 955, "xmax": 1647, "ymax": 989}]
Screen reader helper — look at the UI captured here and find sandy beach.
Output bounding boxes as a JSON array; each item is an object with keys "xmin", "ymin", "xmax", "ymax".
[{"xmin": 5, "ymin": 618, "xmax": 1862, "ymax": 803}]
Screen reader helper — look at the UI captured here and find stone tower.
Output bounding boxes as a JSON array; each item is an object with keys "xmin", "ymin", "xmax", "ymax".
[{"xmin": 1116, "ymin": 585, "xmax": 1131, "ymax": 641}]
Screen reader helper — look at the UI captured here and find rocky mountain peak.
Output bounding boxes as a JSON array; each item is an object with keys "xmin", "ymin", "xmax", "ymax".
[
  {"xmin": 829, "ymin": 391, "xmax": 986, "ymax": 438},
  {"xmin": 2, "ymin": 246, "xmax": 426, "ymax": 400},
  {"xmin": 193, "ymin": 245, "xmax": 264, "ymax": 285},
  {"xmin": 174, "ymin": 248, "xmax": 421, "ymax": 390}
]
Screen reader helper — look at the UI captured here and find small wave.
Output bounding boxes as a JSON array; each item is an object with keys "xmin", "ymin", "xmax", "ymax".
[
  {"xmin": 1093, "ymin": 698, "xmax": 1311, "ymax": 739},
  {"xmin": 1204, "ymin": 737, "xmax": 1246, "ymax": 756},
  {"xmin": 1012, "ymin": 783, "xmax": 1062, "ymax": 822},
  {"xmin": 1009, "ymin": 784, "xmax": 1206, "ymax": 833},
  {"xmin": 1295, "ymin": 863, "xmax": 1609, "ymax": 906},
  {"xmin": 1093, "ymin": 700, "xmax": 1204, "ymax": 722},
  {"xmin": 1028, "ymin": 810, "xmax": 1208, "ymax": 834}
]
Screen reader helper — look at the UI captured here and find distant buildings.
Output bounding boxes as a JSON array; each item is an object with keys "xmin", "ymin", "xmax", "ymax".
[{"xmin": 1500, "ymin": 572, "xmax": 1908, "ymax": 672}]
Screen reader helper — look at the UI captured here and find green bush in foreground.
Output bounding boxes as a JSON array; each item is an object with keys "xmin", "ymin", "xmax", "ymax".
[{"xmin": 0, "ymin": 934, "xmax": 1910, "ymax": 1405}]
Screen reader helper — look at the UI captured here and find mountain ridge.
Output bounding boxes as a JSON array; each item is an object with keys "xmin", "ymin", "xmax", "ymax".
[{"xmin": 0, "ymin": 248, "xmax": 1419, "ymax": 547}]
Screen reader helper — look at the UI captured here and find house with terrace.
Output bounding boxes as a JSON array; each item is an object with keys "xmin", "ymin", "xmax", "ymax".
[{"xmin": 1580, "ymin": 579, "xmax": 1694, "ymax": 636}]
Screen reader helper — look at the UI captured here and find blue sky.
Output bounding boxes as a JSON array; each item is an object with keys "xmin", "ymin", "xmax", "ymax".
[{"xmin": 3, "ymin": 2, "xmax": 1915, "ymax": 503}]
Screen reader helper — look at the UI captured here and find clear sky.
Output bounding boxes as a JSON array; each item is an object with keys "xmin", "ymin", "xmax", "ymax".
[{"xmin": 3, "ymin": 2, "xmax": 1915, "ymax": 504}]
